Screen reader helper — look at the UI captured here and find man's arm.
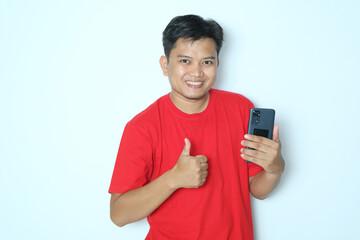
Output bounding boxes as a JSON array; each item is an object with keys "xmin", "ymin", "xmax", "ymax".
[
  {"xmin": 110, "ymin": 138, "xmax": 208, "ymax": 227},
  {"xmin": 242, "ymin": 125, "xmax": 285, "ymax": 200},
  {"xmin": 110, "ymin": 171, "xmax": 177, "ymax": 227}
]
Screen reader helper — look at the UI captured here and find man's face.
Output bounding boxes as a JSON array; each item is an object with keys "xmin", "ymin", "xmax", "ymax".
[{"xmin": 160, "ymin": 38, "xmax": 218, "ymax": 102}]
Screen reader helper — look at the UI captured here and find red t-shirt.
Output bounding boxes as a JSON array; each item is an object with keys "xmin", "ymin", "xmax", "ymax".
[{"xmin": 109, "ymin": 89, "xmax": 263, "ymax": 240}]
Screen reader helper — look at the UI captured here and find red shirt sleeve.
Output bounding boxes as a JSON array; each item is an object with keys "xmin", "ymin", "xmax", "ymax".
[
  {"xmin": 247, "ymin": 162, "xmax": 264, "ymax": 177},
  {"xmin": 108, "ymin": 122, "xmax": 153, "ymax": 193}
]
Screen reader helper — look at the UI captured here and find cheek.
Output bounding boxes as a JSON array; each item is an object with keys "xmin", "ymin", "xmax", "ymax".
[
  {"xmin": 206, "ymin": 68, "xmax": 217, "ymax": 80},
  {"xmin": 170, "ymin": 67, "xmax": 187, "ymax": 78},
  {"xmin": 168, "ymin": 69, "xmax": 185, "ymax": 85}
]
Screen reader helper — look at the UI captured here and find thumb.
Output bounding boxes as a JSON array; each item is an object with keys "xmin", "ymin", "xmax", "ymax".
[
  {"xmin": 273, "ymin": 125, "xmax": 280, "ymax": 141},
  {"xmin": 181, "ymin": 138, "xmax": 191, "ymax": 156}
]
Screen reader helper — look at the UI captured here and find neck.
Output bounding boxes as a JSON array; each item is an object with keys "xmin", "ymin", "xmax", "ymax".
[{"xmin": 170, "ymin": 92, "xmax": 210, "ymax": 114}]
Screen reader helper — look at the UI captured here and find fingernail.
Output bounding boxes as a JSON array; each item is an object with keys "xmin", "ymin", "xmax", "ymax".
[
  {"xmin": 244, "ymin": 134, "xmax": 250, "ymax": 139},
  {"xmin": 241, "ymin": 140, "xmax": 245, "ymax": 145},
  {"xmin": 240, "ymin": 148, "xmax": 244, "ymax": 153}
]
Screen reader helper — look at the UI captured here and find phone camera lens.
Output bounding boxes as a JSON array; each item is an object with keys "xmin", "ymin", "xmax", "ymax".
[{"xmin": 253, "ymin": 110, "xmax": 260, "ymax": 125}]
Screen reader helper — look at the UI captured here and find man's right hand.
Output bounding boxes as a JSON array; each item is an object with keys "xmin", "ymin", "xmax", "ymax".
[
  {"xmin": 110, "ymin": 138, "xmax": 208, "ymax": 227},
  {"xmin": 169, "ymin": 138, "xmax": 208, "ymax": 189}
]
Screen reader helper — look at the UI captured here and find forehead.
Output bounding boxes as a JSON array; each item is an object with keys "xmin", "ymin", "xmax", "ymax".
[{"xmin": 170, "ymin": 38, "xmax": 217, "ymax": 57}]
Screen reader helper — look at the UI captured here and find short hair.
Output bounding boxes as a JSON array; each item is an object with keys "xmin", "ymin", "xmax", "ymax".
[{"xmin": 162, "ymin": 14, "xmax": 224, "ymax": 59}]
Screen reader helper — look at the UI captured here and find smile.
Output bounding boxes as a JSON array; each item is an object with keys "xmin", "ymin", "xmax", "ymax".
[{"xmin": 185, "ymin": 81, "xmax": 204, "ymax": 86}]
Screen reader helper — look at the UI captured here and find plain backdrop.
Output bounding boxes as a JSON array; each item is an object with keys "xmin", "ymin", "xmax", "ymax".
[{"xmin": 1, "ymin": 0, "xmax": 359, "ymax": 239}]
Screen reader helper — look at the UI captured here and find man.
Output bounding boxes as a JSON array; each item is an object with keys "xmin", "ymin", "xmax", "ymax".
[{"xmin": 109, "ymin": 14, "xmax": 285, "ymax": 240}]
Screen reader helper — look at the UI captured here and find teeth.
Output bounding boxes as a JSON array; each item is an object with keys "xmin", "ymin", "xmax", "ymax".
[{"xmin": 186, "ymin": 81, "xmax": 203, "ymax": 86}]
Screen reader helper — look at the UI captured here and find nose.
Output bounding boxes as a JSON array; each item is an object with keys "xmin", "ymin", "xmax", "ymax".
[{"xmin": 189, "ymin": 63, "xmax": 204, "ymax": 78}]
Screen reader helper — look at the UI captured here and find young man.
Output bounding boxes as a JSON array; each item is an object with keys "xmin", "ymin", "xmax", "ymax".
[{"xmin": 109, "ymin": 15, "xmax": 285, "ymax": 240}]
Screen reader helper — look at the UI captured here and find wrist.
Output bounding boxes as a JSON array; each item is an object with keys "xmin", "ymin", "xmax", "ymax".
[
  {"xmin": 264, "ymin": 168, "xmax": 284, "ymax": 178},
  {"xmin": 164, "ymin": 168, "xmax": 180, "ymax": 191},
  {"xmin": 266, "ymin": 157, "xmax": 285, "ymax": 176}
]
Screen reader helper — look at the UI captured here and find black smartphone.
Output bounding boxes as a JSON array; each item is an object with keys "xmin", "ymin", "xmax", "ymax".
[{"xmin": 245, "ymin": 108, "xmax": 275, "ymax": 163}]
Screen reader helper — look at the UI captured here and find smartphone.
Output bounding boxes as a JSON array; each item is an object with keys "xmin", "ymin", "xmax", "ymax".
[{"xmin": 245, "ymin": 108, "xmax": 275, "ymax": 163}]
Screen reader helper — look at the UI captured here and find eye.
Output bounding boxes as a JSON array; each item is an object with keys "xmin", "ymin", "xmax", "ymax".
[
  {"xmin": 180, "ymin": 59, "xmax": 190, "ymax": 64},
  {"xmin": 203, "ymin": 60, "xmax": 213, "ymax": 65}
]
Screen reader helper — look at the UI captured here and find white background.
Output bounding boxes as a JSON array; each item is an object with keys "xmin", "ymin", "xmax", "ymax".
[{"xmin": 1, "ymin": 0, "xmax": 359, "ymax": 239}]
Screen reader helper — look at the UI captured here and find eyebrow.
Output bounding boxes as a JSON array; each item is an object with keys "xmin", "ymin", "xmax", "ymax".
[
  {"xmin": 176, "ymin": 55, "xmax": 216, "ymax": 60},
  {"xmin": 177, "ymin": 55, "xmax": 192, "ymax": 59}
]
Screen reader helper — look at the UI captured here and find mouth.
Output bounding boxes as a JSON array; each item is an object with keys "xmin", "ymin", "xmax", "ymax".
[{"xmin": 185, "ymin": 80, "xmax": 204, "ymax": 88}]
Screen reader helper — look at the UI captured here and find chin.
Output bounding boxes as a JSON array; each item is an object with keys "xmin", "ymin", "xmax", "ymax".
[{"xmin": 184, "ymin": 92, "xmax": 208, "ymax": 100}]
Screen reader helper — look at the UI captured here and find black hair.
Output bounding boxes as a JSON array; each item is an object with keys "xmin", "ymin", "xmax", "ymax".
[{"xmin": 162, "ymin": 14, "xmax": 224, "ymax": 59}]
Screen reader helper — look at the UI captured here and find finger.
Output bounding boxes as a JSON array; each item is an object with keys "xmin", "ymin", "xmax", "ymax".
[
  {"xmin": 244, "ymin": 134, "xmax": 275, "ymax": 148},
  {"xmin": 241, "ymin": 148, "xmax": 268, "ymax": 160},
  {"xmin": 241, "ymin": 153, "xmax": 264, "ymax": 165},
  {"xmin": 198, "ymin": 179, "xmax": 206, "ymax": 187},
  {"xmin": 200, "ymin": 162, "xmax": 208, "ymax": 170},
  {"xmin": 196, "ymin": 155, "xmax": 208, "ymax": 163},
  {"xmin": 201, "ymin": 170, "xmax": 208, "ymax": 178},
  {"xmin": 241, "ymin": 140, "xmax": 272, "ymax": 153},
  {"xmin": 182, "ymin": 138, "xmax": 191, "ymax": 156},
  {"xmin": 199, "ymin": 175, "xmax": 207, "ymax": 186},
  {"xmin": 273, "ymin": 125, "xmax": 280, "ymax": 142}
]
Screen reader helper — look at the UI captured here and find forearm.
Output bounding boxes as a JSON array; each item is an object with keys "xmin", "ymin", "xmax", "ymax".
[
  {"xmin": 110, "ymin": 170, "xmax": 178, "ymax": 227},
  {"xmin": 110, "ymin": 139, "xmax": 208, "ymax": 227},
  {"xmin": 249, "ymin": 170, "xmax": 283, "ymax": 200}
]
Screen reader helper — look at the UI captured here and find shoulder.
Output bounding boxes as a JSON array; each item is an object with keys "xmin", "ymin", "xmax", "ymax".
[
  {"xmin": 210, "ymin": 89, "xmax": 254, "ymax": 130},
  {"xmin": 210, "ymin": 89, "xmax": 254, "ymax": 108},
  {"xmin": 126, "ymin": 94, "xmax": 167, "ymax": 132}
]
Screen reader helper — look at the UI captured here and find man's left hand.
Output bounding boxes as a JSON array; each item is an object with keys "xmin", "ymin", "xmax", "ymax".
[{"xmin": 240, "ymin": 125, "xmax": 285, "ymax": 176}]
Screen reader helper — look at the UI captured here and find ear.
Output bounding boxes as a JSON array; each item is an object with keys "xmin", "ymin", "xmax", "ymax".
[{"xmin": 159, "ymin": 56, "xmax": 168, "ymax": 76}]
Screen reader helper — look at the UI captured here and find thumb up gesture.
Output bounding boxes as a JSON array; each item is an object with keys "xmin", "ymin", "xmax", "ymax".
[{"xmin": 170, "ymin": 138, "xmax": 208, "ymax": 189}]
